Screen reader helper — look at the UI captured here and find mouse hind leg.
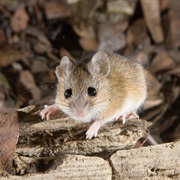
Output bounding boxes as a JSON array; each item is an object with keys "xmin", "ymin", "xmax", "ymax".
[{"xmin": 122, "ymin": 111, "xmax": 139, "ymax": 124}]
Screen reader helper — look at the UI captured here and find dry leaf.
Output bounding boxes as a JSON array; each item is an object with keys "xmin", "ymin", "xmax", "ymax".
[
  {"xmin": 73, "ymin": 26, "xmax": 97, "ymax": 51},
  {"xmin": 166, "ymin": 0, "xmax": 180, "ymax": 48},
  {"xmin": 98, "ymin": 23, "xmax": 126, "ymax": 51},
  {"xmin": 159, "ymin": 0, "xmax": 170, "ymax": 11},
  {"xmin": 0, "ymin": 111, "xmax": 19, "ymax": 174},
  {"xmin": 11, "ymin": 8, "xmax": 29, "ymax": 33},
  {"xmin": 0, "ymin": 49, "xmax": 29, "ymax": 67},
  {"xmin": 60, "ymin": 48, "xmax": 76, "ymax": 62},
  {"xmin": 19, "ymin": 70, "xmax": 41, "ymax": 101},
  {"xmin": 44, "ymin": 0, "xmax": 70, "ymax": 20},
  {"xmin": 150, "ymin": 52, "xmax": 175, "ymax": 73},
  {"xmin": 143, "ymin": 98, "xmax": 164, "ymax": 110},
  {"xmin": 126, "ymin": 19, "xmax": 150, "ymax": 48},
  {"xmin": 141, "ymin": 0, "xmax": 164, "ymax": 43},
  {"xmin": 26, "ymin": 28, "xmax": 52, "ymax": 54},
  {"xmin": 144, "ymin": 70, "xmax": 162, "ymax": 97}
]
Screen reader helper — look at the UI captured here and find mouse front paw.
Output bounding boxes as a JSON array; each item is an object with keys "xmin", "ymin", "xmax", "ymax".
[
  {"xmin": 40, "ymin": 104, "xmax": 60, "ymax": 120},
  {"xmin": 86, "ymin": 121, "xmax": 101, "ymax": 139}
]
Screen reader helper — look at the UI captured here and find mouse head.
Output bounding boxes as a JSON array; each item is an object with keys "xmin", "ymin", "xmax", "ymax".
[{"xmin": 55, "ymin": 52, "xmax": 111, "ymax": 122}]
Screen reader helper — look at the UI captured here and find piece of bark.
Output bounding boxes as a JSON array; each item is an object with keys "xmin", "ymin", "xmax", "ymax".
[
  {"xmin": 2, "ymin": 105, "xmax": 150, "ymax": 175},
  {"xmin": 17, "ymin": 105, "xmax": 150, "ymax": 156},
  {"xmin": 110, "ymin": 141, "xmax": 180, "ymax": 179},
  {"xmin": 5, "ymin": 141, "xmax": 180, "ymax": 179},
  {"xmin": 141, "ymin": 0, "xmax": 164, "ymax": 44},
  {"xmin": 4, "ymin": 155, "xmax": 112, "ymax": 180}
]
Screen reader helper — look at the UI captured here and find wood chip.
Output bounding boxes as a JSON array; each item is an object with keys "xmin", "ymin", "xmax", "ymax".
[{"xmin": 110, "ymin": 141, "xmax": 180, "ymax": 179}]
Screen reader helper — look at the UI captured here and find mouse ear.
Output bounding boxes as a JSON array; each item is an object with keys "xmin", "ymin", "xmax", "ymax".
[
  {"xmin": 88, "ymin": 52, "xmax": 110, "ymax": 77},
  {"xmin": 55, "ymin": 56, "xmax": 73, "ymax": 79}
]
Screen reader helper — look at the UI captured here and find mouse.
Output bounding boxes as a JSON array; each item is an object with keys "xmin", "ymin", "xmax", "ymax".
[{"xmin": 40, "ymin": 51, "xmax": 147, "ymax": 139}]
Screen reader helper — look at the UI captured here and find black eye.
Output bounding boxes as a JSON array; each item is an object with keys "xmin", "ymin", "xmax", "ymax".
[
  {"xmin": 88, "ymin": 87, "xmax": 97, "ymax": 97},
  {"xmin": 64, "ymin": 89, "xmax": 72, "ymax": 99}
]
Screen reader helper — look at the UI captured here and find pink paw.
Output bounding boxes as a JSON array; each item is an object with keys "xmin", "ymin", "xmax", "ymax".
[
  {"xmin": 40, "ymin": 104, "xmax": 60, "ymax": 120},
  {"xmin": 122, "ymin": 112, "xmax": 139, "ymax": 125},
  {"xmin": 86, "ymin": 121, "xmax": 101, "ymax": 139}
]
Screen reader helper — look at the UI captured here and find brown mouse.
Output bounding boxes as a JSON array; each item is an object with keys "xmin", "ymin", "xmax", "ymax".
[{"xmin": 40, "ymin": 52, "xmax": 147, "ymax": 139}]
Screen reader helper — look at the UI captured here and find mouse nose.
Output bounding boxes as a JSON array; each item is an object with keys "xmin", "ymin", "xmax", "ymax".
[{"xmin": 71, "ymin": 102, "xmax": 88, "ymax": 118}]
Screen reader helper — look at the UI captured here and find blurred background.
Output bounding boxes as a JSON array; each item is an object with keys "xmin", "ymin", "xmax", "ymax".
[{"xmin": 0, "ymin": 0, "xmax": 179, "ymax": 143}]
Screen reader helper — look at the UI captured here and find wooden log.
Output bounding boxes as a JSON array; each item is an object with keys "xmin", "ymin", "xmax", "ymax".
[
  {"xmin": 17, "ymin": 105, "xmax": 150, "ymax": 157},
  {"xmin": 110, "ymin": 141, "xmax": 180, "ymax": 179},
  {"xmin": 1, "ymin": 106, "xmax": 179, "ymax": 179},
  {"xmin": 0, "ymin": 105, "xmax": 149, "ymax": 175}
]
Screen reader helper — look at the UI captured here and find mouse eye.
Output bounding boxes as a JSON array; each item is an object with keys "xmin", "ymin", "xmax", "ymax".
[
  {"xmin": 88, "ymin": 87, "xmax": 97, "ymax": 97},
  {"xmin": 64, "ymin": 89, "xmax": 72, "ymax": 99}
]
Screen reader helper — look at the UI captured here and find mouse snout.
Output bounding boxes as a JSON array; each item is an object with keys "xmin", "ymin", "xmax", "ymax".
[{"xmin": 71, "ymin": 102, "xmax": 89, "ymax": 119}]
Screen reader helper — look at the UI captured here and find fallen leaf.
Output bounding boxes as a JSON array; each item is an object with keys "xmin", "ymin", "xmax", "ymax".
[
  {"xmin": 73, "ymin": 26, "xmax": 97, "ymax": 51},
  {"xmin": 0, "ymin": 30, "xmax": 6, "ymax": 45},
  {"xmin": 0, "ymin": 49, "xmax": 29, "ymax": 67},
  {"xmin": 143, "ymin": 98, "xmax": 164, "ymax": 110},
  {"xmin": 0, "ymin": 73, "xmax": 11, "ymax": 90},
  {"xmin": 19, "ymin": 70, "xmax": 41, "ymax": 101},
  {"xmin": 11, "ymin": 8, "xmax": 29, "ymax": 33},
  {"xmin": 98, "ymin": 23, "xmax": 126, "ymax": 51},
  {"xmin": 0, "ymin": 111, "xmax": 19, "ymax": 174},
  {"xmin": 141, "ymin": 0, "xmax": 164, "ymax": 43},
  {"xmin": 166, "ymin": 64, "xmax": 180, "ymax": 77},
  {"xmin": 150, "ymin": 52, "xmax": 175, "ymax": 73},
  {"xmin": 60, "ymin": 48, "xmax": 76, "ymax": 63},
  {"xmin": 144, "ymin": 70, "xmax": 162, "ymax": 97},
  {"xmin": 166, "ymin": 0, "xmax": 180, "ymax": 48},
  {"xmin": 26, "ymin": 27, "xmax": 52, "ymax": 54},
  {"xmin": 159, "ymin": 0, "xmax": 170, "ymax": 11},
  {"xmin": 126, "ymin": 19, "xmax": 150, "ymax": 48},
  {"xmin": 44, "ymin": 0, "xmax": 70, "ymax": 20}
]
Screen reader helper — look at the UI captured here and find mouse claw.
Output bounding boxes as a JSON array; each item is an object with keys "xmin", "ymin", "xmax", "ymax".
[
  {"xmin": 40, "ymin": 104, "xmax": 60, "ymax": 120},
  {"xmin": 86, "ymin": 121, "xmax": 101, "ymax": 139},
  {"xmin": 122, "ymin": 114, "xmax": 127, "ymax": 125}
]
